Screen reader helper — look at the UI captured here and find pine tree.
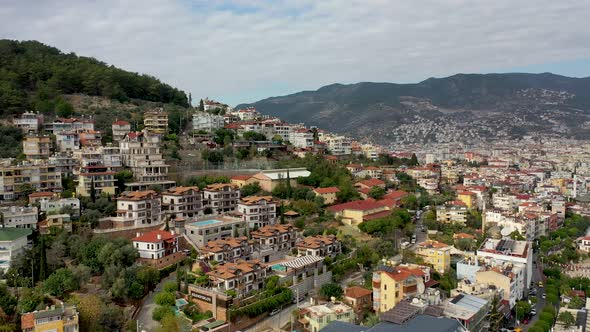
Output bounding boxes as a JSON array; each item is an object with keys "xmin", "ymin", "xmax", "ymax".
[
  {"xmin": 90, "ymin": 178, "xmax": 96, "ymax": 203},
  {"xmin": 176, "ymin": 262, "xmax": 181, "ymax": 291},
  {"xmin": 410, "ymin": 153, "xmax": 418, "ymax": 166},
  {"xmin": 280, "ymin": 202, "xmax": 286, "ymax": 224},
  {"xmin": 183, "ymin": 268, "xmax": 189, "ymax": 294},
  {"xmin": 39, "ymin": 235, "xmax": 48, "ymax": 281},
  {"xmin": 199, "ymin": 99, "xmax": 205, "ymax": 112},
  {"xmin": 286, "ymin": 169, "xmax": 292, "ymax": 199}
]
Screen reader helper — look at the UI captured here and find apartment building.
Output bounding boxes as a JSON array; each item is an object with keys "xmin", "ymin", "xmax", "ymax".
[
  {"xmin": 299, "ymin": 302, "xmax": 354, "ymax": 332},
  {"xmin": 297, "ymin": 235, "xmax": 342, "ymax": 258},
  {"xmin": 327, "ymin": 200, "xmax": 390, "ymax": 227},
  {"xmin": 193, "ymin": 112, "xmax": 225, "ymax": 132},
  {"xmin": 119, "ymin": 131, "xmax": 172, "ymax": 188},
  {"xmin": 436, "ymin": 202, "xmax": 468, "ymax": 225},
  {"xmin": 203, "ymin": 183, "xmax": 240, "ymax": 214},
  {"xmin": 289, "ymin": 128, "xmax": 314, "ymax": 148},
  {"xmin": 184, "ymin": 216, "xmax": 247, "ymax": 247},
  {"xmin": 162, "ymin": 186, "xmax": 204, "ymax": 218},
  {"xmin": 40, "ymin": 197, "xmax": 81, "ymax": 217},
  {"xmin": 112, "ymin": 120, "xmax": 131, "ymax": 141},
  {"xmin": 0, "ymin": 205, "xmax": 38, "ymax": 229},
  {"xmin": 321, "ymin": 134, "xmax": 352, "ymax": 156},
  {"xmin": 441, "ymin": 294, "xmax": 489, "ymax": 332},
  {"xmin": 143, "ymin": 109, "xmax": 168, "ymax": 134},
  {"xmin": 112, "ymin": 190, "xmax": 163, "ymax": 228},
  {"xmin": 476, "ymin": 263, "xmax": 525, "ymax": 308},
  {"xmin": 237, "ymin": 196, "xmax": 276, "ymax": 228},
  {"xmin": 132, "ymin": 230, "xmax": 179, "ymax": 260},
  {"xmin": 250, "ymin": 224, "xmax": 297, "ymax": 262},
  {"xmin": 39, "ymin": 214, "xmax": 72, "ymax": 234},
  {"xmin": 13, "ymin": 111, "xmax": 44, "ymax": 133},
  {"xmin": 0, "ymin": 159, "xmax": 62, "ymax": 200},
  {"xmin": 75, "ymin": 165, "xmax": 117, "ymax": 197},
  {"xmin": 199, "ymin": 237, "xmax": 252, "ymax": 263},
  {"xmin": 372, "ymin": 264, "xmax": 427, "ymax": 313},
  {"xmin": 312, "ymin": 187, "xmax": 340, "ymax": 205},
  {"xmin": 79, "ymin": 130, "xmax": 102, "ymax": 147},
  {"xmin": 21, "ymin": 305, "xmax": 79, "ymax": 332},
  {"xmin": 415, "ymin": 240, "xmax": 452, "ymax": 274},
  {"xmin": 23, "ymin": 135, "xmax": 52, "ymax": 159},
  {"xmin": 55, "ymin": 132, "xmax": 80, "ymax": 152},
  {"xmin": 44, "ymin": 117, "xmax": 94, "ymax": 134},
  {"xmin": 207, "ymin": 260, "xmax": 268, "ymax": 298},
  {"xmin": 49, "ymin": 153, "xmax": 79, "ymax": 176},
  {"xmin": 0, "ymin": 228, "xmax": 32, "ymax": 272},
  {"xmin": 477, "ymin": 238, "xmax": 533, "ymax": 291}
]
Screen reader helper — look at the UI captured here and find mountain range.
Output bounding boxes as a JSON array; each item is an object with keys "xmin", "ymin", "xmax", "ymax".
[{"xmin": 237, "ymin": 73, "xmax": 590, "ymax": 144}]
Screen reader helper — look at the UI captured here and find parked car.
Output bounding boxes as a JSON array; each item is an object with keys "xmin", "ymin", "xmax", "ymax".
[
  {"xmin": 542, "ymin": 293, "xmax": 546, "ymax": 299},
  {"xmin": 531, "ymin": 309, "xmax": 537, "ymax": 316},
  {"xmin": 269, "ymin": 308, "xmax": 281, "ymax": 316}
]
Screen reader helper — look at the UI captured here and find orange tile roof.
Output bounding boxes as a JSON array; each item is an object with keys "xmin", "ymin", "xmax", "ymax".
[
  {"xmin": 240, "ymin": 196, "xmax": 274, "ymax": 205},
  {"xmin": 327, "ymin": 199, "xmax": 386, "ymax": 213},
  {"xmin": 200, "ymin": 237, "xmax": 249, "ymax": 253},
  {"xmin": 345, "ymin": 286, "xmax": 372, "ymax": 299},
  {"xmin": 417, "ymin": 240, "xmax": 450, "ymax": 249},
  {"xmin": 297, "ymin": 235, "xmax": 338, "ymax": 249},
  {"xmin": 21, "ymin": 313, "xmax": 34, "ymax": 329},
  {"xmin": 313, "ymin": 187, "xmax": 340, "ymax": 194},
  {"xmin": 118, "ymin": 190, "xmax": 158, "ymax": 201},
  {"xmin": 208, "ymin": 260, "xmax": 265, "ymax": 280},
  {"xmin": 132, "ymin": 230, "xmax": 177, "ymax": 243},
  {"xmin": 165, "ymin": 186, "xmax": 200, "ymax": 195},
  {"xmin": 355, "ymin": 179, "xmax": 385, "ymax": 188},
  {"xmin": 251, "ymin": 224, "xmax": 293, "ymax": 238},
  {"xmin": 231, "ymin": 175, "xmax": 252, "ymax": 181}
]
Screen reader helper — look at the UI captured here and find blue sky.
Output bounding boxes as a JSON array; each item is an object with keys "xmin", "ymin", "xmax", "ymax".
[{"xmin": 2, "ymin": 0, "xmax": 590, "ymax": 106}]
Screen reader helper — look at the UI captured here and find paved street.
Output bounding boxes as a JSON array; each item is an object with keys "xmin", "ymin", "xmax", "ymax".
[
  {"xmin": 520, "ymin": 256, "xmax": 546, "ymax": 332},
  {"xmin": 137, "ymin": 272, "xmax": 176, "ymax": 332}
]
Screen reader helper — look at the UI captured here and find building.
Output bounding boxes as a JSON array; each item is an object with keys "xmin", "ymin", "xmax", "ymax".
[
  {"xmin": 75, "ymin": 165, "xmax": 117, "ymax": 197},
  {"xmin": 143, "ymin": 109, "xmax": 168, "ymax": 134},
  {"xmin": 475, "ymin": 263, "xmax": 524, "ymax": 308},
  {"xmin": 457, "ymin": 191, "xmax": 477, "ymax": 209},
  {"xmin": 199, "ymin": 237, "xmax": 252, "ymax": 263},
  {"xmin": 40, "ymin": 197, "xmax": 80, "ymax": 217},
  {"xmin": 320, "ymin": 314, "xmax": 463, "ymax": 332},
  {"xmin": 230, "ymin": 175, "xmax": 252, "ymax": 188},
  {"xmin": 162, "ymin": 186, "xmax": 204, "ymax": 218},
  {"xmin": 313, "ymin": 187, "xmax": 340, "ymax": 205},
  {"xmin": 112, "ymin": 120, "xmax": 131, "ymax": 141},
  {"xmin": 39, "ymin": 214, "xmax": 72, "ymax": 234},
  {"xmin": 55, "ymin": 132, "xmax": 80, "ymax": 152},
  {"xmin": 13, "ymin": 111, "xmax": 43, "ymax": 133},
  {"xmin": 415, "ymin": 240, "xmax": 452, "ymax": 274},
  {"xmin": 0, "ymin": 228, "xmax": 32, "ymax": 272},
  {"xmin": 250, "ymin": 224, "xmax": 297, "ymax": 263},
  {"xmin": 132, "ymin": 230, "xmax": 179, "ymax": 260},
  {"xmin": 20, "ymin": 304, "xmax": 79, "ymax": 332},
  {"xmin": 0, "ymin": 205, "xmax": 38, "ymax": 229},
  {"xmin": 23, "ymin": 135, "xmax": 52, "ymax": 159},
  {"xmin": 237, "ymin": 196, "xmax": 276, "ymax": 228},
  {"xmin": 193, "ymin": 112, "xmax": 225, "ymax": 132},
  {"xmin": 44, "ymin": 117, "xmax": 94, "ymax": 134},
  {"xmin": 577, "ymin": 235, "xmax": 590, "ymax": 252},
  {"xmin": 111, "ymin": 190, "xmax": 163, "ymax": 228},
  {"xmin": 203, "ymin": 183, "xmax": 240, "ymax": 214},
  {"xmin": 297, "ymin": 235, "xmax": 342, "ymax": 258},
  {"xmin": 372, "ymin": 264, "xmax": 428, "ymax": 313},
  {"xmin": 184, "ymin": 216, "xmax": 247, "ymax": 247},
  {"xmin": 344, "ymin": 286, "xmax": 373, "ymax": 318},
  {"xmin": 300, "ymin": 301, "xmax": 355, "ymax": 332},
  {"xmin": 477, "ymin": 238, "xmax": 533, "ymax": 293},
  {"xmin": 441, "ymin": 294, "xmax": 489, "ymax": 332},
  {"xmin": 249, "ymin": 168, "xmax": 311, "ymax": 192},
  {"xmin": 119, "ymin": 131, "xmax": 173, "ymax": 189},
  {"xmin": 207, "ymin": 260, "xmax": 268, "ymax": 298},
  {"xmin": 0, "ymin": 159, "xmax": 62, "ymax": 200},
  {"xmin": 289, "ymin": 128, "xmax": 314, "ymax": 148},
  {"xmin": 327, "ymin": 200, "xmax": 390, "ymax": 227},
  {"xmin": 436, "ymin": 202, "xmax": 468, "ymax": 225}
]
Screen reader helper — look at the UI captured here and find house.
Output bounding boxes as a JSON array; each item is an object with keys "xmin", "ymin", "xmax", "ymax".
[
  {"xmin": 193, "ymin": 112, "xmax": 225, "ymax": 132},
  {"xmin": 23, "ymin": 135, "xmax": 52, "ymax": 159},
  {"xmin": 203, "ymin": 183, "xmax": 240, "ymax": 214},
  {"xmin": 415, "ymin": 240, "xmax": 452, "ymax": 274},
  {"xmin": 0, "ymin": 205, "xmax": 38, "ymax": 229},
  {"xmin": 207, "ymin": 260, "xmax": 268, "ymax": 298},
  {"xmin": 132, "ymin": 230, "xmax": 179, "ymax": 260},
  {"xmin": 112, "ymin": 190, "xmax": 163, "ymax": 228},
  {"xmin": 441, "ymin": 294, "xmax": 489, "ymax": 332},
  {"xmin": 162, "ymin": 186, "xmax": 204, "ymax": 218},
  {"xmin": 230, "ymin": 175, "xmax": 252, "ymax": 188},
  {"xmin": 355, "ymin": 179, "xmax": 386, "ymax": 199},
  {"xmin": 112, "ymin": 120, "xmax": 131, "ymax": 141},
  {"xmin": 184, "ymin": 216, "xmax": 247, "ymax": 247},
  {"xmin": 344, "ymin": 286, "xmax": 373, "ymax": 316},
  {"xmin": 299, "ymin": 301, "xmax": 354, "ymax": 332},
  {"xmin": 577, "ymin": 235, "xmax": 590, "ymax": 252},
  {"xmin": 475, "ymin": 263, "xmax": 524, "ymax": 308},
  {"xmin": 79, "ymin": 130, "xmax": 102, "ymax": 147},
  {"xmin": 39, "ymin": 214, "xmax": 72, "ymax": 234},
  {"xmin": 0, "ymin": 159, "xmax": 62, "ymax": 200},
  {"xmin": 13, "ymin": 111, "xmax": 43, "ymax": 133},
  {"xmin": 289, "ymin": 128, "xmax": 314, "ymax": 148},
  {"xmin": 20, "ymin": 304, "xmax": 79, "ymax": 332},
  {"xmin": 75, "ymin": 164, "xmax": 117, "ymax": 197},
  {"xmin": 28, "ymin": 191, "xmax": 57, "ymax": 204},
  {"xmin": 457, "ymin": 191, "xmax": 477, "ymax": 209},
  {"xmin": 0, "ymin": 228, "xmax": 32, "ymax": 272},
  {"xmin": 250, "ymin": 224, "xmax": 297, "ymax": 262},
  {"xmin": 199, "ymin": 237, "xmax": 252, "ymax": 263},
  {"xmin": 143, "ymin": 109, "xmax": 168, "ymax": 134},
  {"xmin": 436, "ymin": 202, "xmax": 468, "ymax": 225},
  {"xmin": 40, "ymin": 197, "xmax": 81, "ymax": 217},
  {"xmin": 297, "ymin": 235, "xmax": 342, "ymax": 258},
  {"xmin": 55, "ymin": 132, "xmax": 80, "ymax": 152},
  {"xmin": 249, "ymin": 168, "xmax": 311, "ymax": 192},
  {"xmin": 313, "ymin": 187, "xmax": 340, "ymax": 205},
  {"xmin": 119, "ymin": 131, "xmax": 174, "ymax": 189},
  {"xmin": 237, "ymin": 196, "xmax": 276, "ymax": 229},
  {"xmin": 44, "ymin": 117, "xmax": 94, "ymax": 134},
  {"xmin": 327, "ymin": 200, "xmax": 390, "ymax": 227},
  {"xmin": 477, "ymin": 238, "xmax": 533, "ymax": 292},
  {"xmin": 372, "ymin": 264, "xmax": 427, "ymax": 313}
]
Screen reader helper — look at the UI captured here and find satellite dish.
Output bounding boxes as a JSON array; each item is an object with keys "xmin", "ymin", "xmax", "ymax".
[
  {"xmin": 500, "ymin": 226, "xmax": 513, "ymax": 237},
  {"xmin": 417, "ymin": 282, "xmax": 425, "ymax": 295}
]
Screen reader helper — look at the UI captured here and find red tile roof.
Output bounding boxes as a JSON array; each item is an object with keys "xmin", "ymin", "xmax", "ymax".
[
  {"xmin": 356, "ymin": 179, "xmax": 385, "ymax": 188},
  {"xmin": 132, "ymin": 230, "xmax": 177, "ymax": 243},
  {"xmin": 112, "ymin": 120, "xmax": 130, "ymax": 126},
  {"xmin": 328, "ymin": 200, "xmax": 386, "ymax": 213},
  {"xmin": 21, "ymin": 313, "xmax": 34, "ymax": 329},
  {"xmin": 345, "ymin": 286, "xmax": 372, "ymax": 299},
  {"xmin": 313, "ymin": 187, "xmax": 340, "ymax": 194}
]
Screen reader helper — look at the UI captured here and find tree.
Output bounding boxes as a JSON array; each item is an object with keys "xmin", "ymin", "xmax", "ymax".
[
  {"xmin": 558, "ymin": 311, "xmax": 575, "ymax": 328},
  {"xmin": 114, "ymin": 170, "xmax": 133, "ymax": 193},
  {"xmin": 487, "ymin": 295, "xmax": 503, "ymax": 332},
  {"xmin": 199, "ymin": 99, "xmax": 204, "ymax": 112},
  {"xmin": 55, "ymin": 99, "xmax": 74, "ymax": 118},
  {"xmin": 90, "ymin": 178, "xmax": 96, "ymax": 203},
  {"xmin": 368, "ymin": 186, "xmax": 386, "ymax": 200},
  {"xmin": 410, "ymin": 153, "xmax": 418, "ymax": 166},
  {"xmin": 400, "ymin": 194, "xmax": 418, "ymax": 210},
  {"xmin": 0, "ymin": 284, "xmax": 17, "ymax": 317},
  {"xmin": 17, "ymin": 287, "xmax": 46, "ymax": 313},
  {"xmin": 240, "ymin": 182, "xmax": 261, "ymax": 197},
  {"xmin": 242, "ymin": 131, "xmax": 267, "ymax": 141},
  {"xmin": 153, "ymin": 305, "xmax": 175, "ymax": 321},
  {"xmin": 76, "ymin": 294, "xmax": 104, "ymax": 332},
  {"xmin": 38, "ymin": 235, "xmax": 48, "ymax": 280},
  {"xmin": 319, "ymin": 283, "xmax": 343, "ymax": 299},
  {"xmin": 155, "ymin": 292, "xmax": 176, "ymax": 306},
  {"xmin": 515, "ymin": 300, "xmax": 531, "ymax": 318},
  {"xmin": 43, "ymin": 268, "xmax": 79, "ymax": 297}
]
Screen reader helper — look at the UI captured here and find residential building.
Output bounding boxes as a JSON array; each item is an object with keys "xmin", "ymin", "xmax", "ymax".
[
  {"xmin": 475, "ymin": 263, "xmax": 525, "ymax": 308},
  {"xmin": 75, "ymin": 164, "xmax": 117, "ymax": 197},
  {"xmin": 0, "ymin": 205, "xmax": 38, "ymax": 229},
  {"xmin": 250, "ymin": 224, "xmax": 297, "ymax": 263},
  {"xmin": 477, "ymin": 238, "xmax": 533, "ymax": 292},
  {"xmin": 44, "ymin": 117, "xmax": 94, "ymax": 134},
  {"xmin": 0, "ymin": 159, "xmax": 62, "ymax": 200},
  {"xmin": 20, "ymin": 304, "xmax": 79, "ymax": 332},
  {"xmin": 79, "ymin": 130, "xmax": 102, "ymax": 147},
  {"xmin": 415, "ymin": 240, "xmax": 452, "ymax": 274},
  {"xmin": 119, "ymin": 131, "xmax": 173, "ymax": 189},
  {"xmin": 162, "ymin": 186, "xmax": 204, "ymax": 218},
  {"xmin": 203, "ymin": 183, "xmax": 240, "ymax": 214},
  {"xmin": 184, "ymin": 216, "xmax": 247, "ymax": 247},
  {"xmin": 297, "ymin": 235, "xmax": 342, "ymax": 258},
  {"xmin": 344, "ymin": 286, "xmax": 373, "ymax": 318},
  {"xmin": 313, "ymin": 187, "xmax": 340, "ymax": 205},
  {"xmin": 132, "ymin": 230, "xmax": 179, "ymax": 259},
  {"xmin": 40, "ymin": 197, "xmax": 81, "ymax": 217},
  {"xmin": 28, "ymin": 191, "xmax": 58, "ymax": 204},
  {"xmin": 457, "ymin": 191, "xmax": 477, "ymax": 209},
  {"xmin": 13, "ymin": 111, "xmax": 43, "ymax": 133},
  {"xmin": 436, "ymin": 202, "xmax": 468, "ymax": 225},
  {"xmin": 289, "ymin": 128, "xmax": 314, "ymax": 148},
  {"xmin": 441, "ymin": 293, "xmax": 489, "ymax": 332},
  {"xmin": 199, "ymin": 237, "xmax": 252, "ymax": 263},
  {"xmin": 372, "ymin": 264, "xmax": 427, "ymax": 313},
  {"xmin": 143, "ymin": 109, "xmax": 168, "ymax": 134},
  {"xmin": 320, "ymin": 314, "xmax": 463, "ymax": 332},
  {"xmin": 451, "ymin": 279, "xmax": 501, "ymax": 302},
  {"xmin": 112, "ymin": 120, "xmax": 131, "ymax": 141},
  {"xmin": 23, "ymin": 135, "xmax": 52, "ymax": 159},
  {"xmin": 577, "ymin": 235, "xmax": 590, "ymax": 252},
  {"xmin": 321, "ymin": 134, "xmax": 352, "ymax": 156},
  {"xmin": 39, "ymin": 214, "xmax": 72, "ymax": 234},
  {"xmin": 249, "ymin": 168, "xmax": 311, "ymax": 192},
  {"xmin": 193, "ymin": 112, "xmax": 225, "ymax": 132},
  {"xmin": 55, "ymin": 132, "xmax": 80, "ymax": 152},
  {"xmin": 111, "ymin": 190, "xmax": 163, "ymax": 228},
  {"xmin": 300, "ymin": 301, "xmax": 354, "ymax": 332},
  {"xmin": 237, "ymin": 195, "xmax": 276, "ymax": 228},
  {"xmin": 230, "ymin": 175, "xmax": 252, "ymax": 188},
  {"xmin": 327, "ymin": 200, "xmax": 390, "ymax": 227},
  {"xmin": 0, "ymin": 228, "xmax": 32, "ymax": 272},
  {"xmin": 207, "ymin": 260, "xmax": 268, "ymax": 298}
]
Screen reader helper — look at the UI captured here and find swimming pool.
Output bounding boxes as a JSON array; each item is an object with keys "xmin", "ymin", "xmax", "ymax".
[
  {"xmin": 271, "ymin": 264, "xmax": 286, "ymax": 272},
  {"xmin": 191, "ymin": 219, "xmax": 223, "ymax": 227}
]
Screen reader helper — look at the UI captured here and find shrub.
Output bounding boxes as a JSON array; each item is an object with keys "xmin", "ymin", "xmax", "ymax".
[
  {"xmin": 155, "ymin": 292, "xmax": 176, "ymax": 307},
  {"xmin": 152, "ymin": 305, "xmax": 174, "ymax": 321}
]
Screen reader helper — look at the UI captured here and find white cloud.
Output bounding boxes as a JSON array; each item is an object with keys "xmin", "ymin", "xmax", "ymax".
[{"xmin": 1, "ymin": 0, "xmax": 590, "ymax": 105}]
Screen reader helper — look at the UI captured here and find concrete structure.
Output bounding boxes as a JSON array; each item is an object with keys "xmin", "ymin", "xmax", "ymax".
[
  {"xmin": 300, "ymin": 301, "xmax": 354, "ymax": 332},
  {"xmin": 313, "ymin": 187, "xmax": 340, "ymax": 205},
  {"xmin": 20, "ymin": 304, "xmax": 79, "ymax": 332},
  {"xmin": 184, "ymin": 216, "xmax": 247, "ymax": 247},
  {"xmin": 249, "ymin": 168, "xmax": 311, "ymax": 192},
  {"xmin": 13, "ymin": 111, "xmax": 43, "ymax": 133},
  {"xmin": 203, "ymin": 183, "xmax": 240, "ymax": 214},
  {"xmin": 289, "ymin": 128, "xmax": 314, "ymax": 148},
  {"xmin": 23, "ymin": 135, "xmax": 52, "ymax": 159},
  {"xmin": 0, "ymin": 205, "xmax": 38, "ymax": 229},
  {"xmin": 237, "ymin": 196, "xmax": 276, "ymax": 229},
  {"xmin": 111, "ymin": 190, "xmax": 163, "ymax": 228},
  {"xmin": 55, "ymin": 132, "xmax": 80, "ymax": 152},
  {"xmin": 119, "ymin": 131, "xmax": 172, "ymax": 188},
  {"xmin": 327, "ymin": 200, "xmax": 390, "ymax": 227},
  {"xmin": 44, "ymin": 117, "xmax": 94, "ymax": 134},
  {"xmin": 297, "ymin": 235, "xmax": 342, "ymax": 258},
  {"xmin": 132, "ymin": 230, "xmax": 179, "ymax": 260},
  {"xmin": 372, "ymin": 264, "xmax": 428, "ymax": 313},
  {"xmin": 112, "ymin": 120, "xmax": 131, "ymax": 141},
  {"xmin": 162, "ymin": 186, "xmax": 204, "ymax": 218},
  {"xmin": 143, "ymin": 109, "xmax": 168, "ymax": 134},
  {"xmin": 39, "ymin": 214, "xmax": 72, "ymax": 234},
  {"xmin": 75, "ymin": 165, "xmax": 117, "ymax": 197},
  {"xmin": 436, "ymin": 202, "xmax": 468, "ymax": 225},
  {"xmin": 477, "ymin": 238, "xmax": 533, "ymax": 290},
  {"xmin": 415, "ymin": 240, "xmax": 452, "ymax": 274},
  {"xmin": 0, "ymin": 228, "xmax": 32, "ymax": 272},
  {"xmin": 207, "ymin": 260, "xmax": 268, "ymax": 298},
  {"xmin": 193, "ymin": 112, "xmax": 225, "ymax": 132},
  {"xmin": 250, "ymin": 224, "xmax": 297, "ymax": 263},
  {"xmin": 200, "ymin": 237, "xmax": 252, "ymax": 263},
  {"xmin": 441, "ymin": 293, "xmax": 489, "ymax": 332},
  {"xmin": 0, "ymin": 159, "xmax": 62, "ymax": 200}
]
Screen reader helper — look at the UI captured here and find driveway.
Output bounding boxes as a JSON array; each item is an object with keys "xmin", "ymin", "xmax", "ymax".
[{"xmin": 137, "ymin": 272, "xmax": 177, "ymax": 332}]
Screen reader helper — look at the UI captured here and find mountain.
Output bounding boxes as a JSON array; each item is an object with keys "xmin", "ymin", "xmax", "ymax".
[
  {"xmin": 237, "ymin": 73, "xmax": 590, "ymax": 144},
  {"xmin": 0, "ymin": 39, "xmax": 189, "ymax": 117}
]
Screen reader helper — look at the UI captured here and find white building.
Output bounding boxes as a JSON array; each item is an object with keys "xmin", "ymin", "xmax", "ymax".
[
  {"xmin": 40, "ymin": 198, "xmax": 81, "ymax": 217},
  {"xmin": 55, "ymin": 132, "xmax": 80, "ymax": 152},
  {"xmin": 112, "ymin": 190, "xmax": 163, "ymax": 228},
  {"xmin": 13, "ymin": 112, "xmax": 43, "ymax": 133},
  {"xmin": 184, "ymin": 216, "xmax": 247, "ymax": 247},
  {"xmin": 321, "ymin": 134, "xmax": 352, "ymax": 155},
  {"xmin": 132, "ymin": 230, "xmax": 179, "ymax": 260},
  {"xmin": 192, "ymin": 112, "xmax": 225, "ymax": 132},
  {"xmin": 237, "ymin": 196, "xmax": 276, "ymax": 229},
  {"xmin": 289, "ymin": 129, "xmax": 314, "ymax": 148},
  {"xmin": 0, "ymin": 228, "xmax": 32, "ymax": 272},
  {"xmin": 112, "ymin": 120, "xmax": 131, "ymax": 142},
  {"xmin": 0, "ymin": 206, "xmax": 38, "ymax": 229},
  {"xmin": 162, "ymin": 186, "xmax": 204, "ymax": 218},
  {"xmin": 203, "ymin": 183, "xmax": 240, "ymax": 214},
  {"xmin": 119, "ymin": 131, "xmax": 171, "ymax": 187},
  {"xmin": 477, "ymin": 238, "xmax": 533, "ymax": 292}
]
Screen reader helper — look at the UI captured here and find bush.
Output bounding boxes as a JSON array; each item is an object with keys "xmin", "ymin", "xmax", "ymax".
[
  {"xmin": 43, "ymin": 268, "xmax": 79, "ymax": 297},
  {"xmin": 163, "ymin": 281, "xmax": 178, "ymax": 293},
  {"xmin": 152, "ymin": 305, "xmax": 175, "ymax": 321},
  {"xmin": 155, "ymin": 292, "xmax": 176, "ymax": 306},
  {"xmin": 320, "ymin": 283, "xmax": 344, "ymax": 299}
]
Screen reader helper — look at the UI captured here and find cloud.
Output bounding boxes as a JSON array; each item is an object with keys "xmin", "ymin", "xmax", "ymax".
[{"xmin": 2, "ymin": 0, "xmax": 590, "ymax": 105}]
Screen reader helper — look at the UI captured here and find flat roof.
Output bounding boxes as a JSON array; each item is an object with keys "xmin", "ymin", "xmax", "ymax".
[{"xmin": 0, "ymin": 228, "xmax": 32, "ymax": 241}]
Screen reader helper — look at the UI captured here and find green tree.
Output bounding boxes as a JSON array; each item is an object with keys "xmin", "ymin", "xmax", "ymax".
[
  {"xmin": 368, "ymin": 186, "xmax": 386, "ymax": 200},
  {"xmin": 55, "ymin": 99, "xmax": 74, "ymax": 118},
  {"xmin": 558, "ymin": 311, "xmax": 575, "ymax": 328},
  {"xmin": 43, "ymin": 268, "xmax": 79, "ymax": 297},
  {"xmin": 319, "ymin": 283, "xmax": 344, "ymax": 299},
  {"xmin": 515, "ymin": 300, "xmax": 531, "ymax": 318},
  {"xmin": 240, "ymin": 182, "xmax": 261, "ymax": 197},
  {"xmin": 153, "ymin": 305, "xmax": 175, "ymax": 321},
  {"xmin": 155, "ymin": 292, "xmax": 176, "ymax": 306},
  {"xmin": 0, "ymin": 284, "xmax": 17, "ymax": 317}
]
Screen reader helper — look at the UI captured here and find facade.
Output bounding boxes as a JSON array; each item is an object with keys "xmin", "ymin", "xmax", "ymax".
[
  {"xmin": 75, "ymin": 165, "xmax": 117, "ymax": 197},
  {"xmin": 0, "ymin": 228, "xmax": 32, "ymax": 272},
  {"xmin": 475, "ymin": 264, "xmax": 524, "ymax": 308},
  {"xmin": 20, "ymin": 305, "xmax": 79, "ymax": 332},
  {"xmin": 112, "ymin": 120, "xmax": 131, "ymax": 141},
  {"xmin": 23, "ymin": 135, "xmax": 52, "ymax": 159},
  {"xmin": 184, "ymin": 216, "xmax": 247, "ymax": 247},
  {"xmin": 372, "ymin": 264, "xmax": 427, "ymax": 313},
  {"xmin": 13, "ymin": 111, "xmax": 43, "ymax": 133},
  {"xmin": 0, "ymin": 205, "xmax": 38, "ymax": 229},
  {"xmin": 112, "ymin": 190, "xmax": 163, "ymax": 228},
  {"xmin": 207, "ymin": 260, "xmax": 268, "ymax": 298},
  {"xmin": 300, "ymin": 302, "xmax": 354, "ymax": 332},
  {"xmin": 193, "ymin": 112, "xmax": 225, "ymax": 132},
  {"xmin": 44, "ymin": 117, "xmax": 94, "ymax": 134},
  {"xmin": 40, "ymin": 198, "xmax": 80, "ymax": 217},
  {"xmin": 143, "ymin": 109, "xmax": 168, "ymax": 134},
  {"xmin": 162, "ymin": 186, "xmax": 204, "ymax": 218},
  {"xmin": 327, "ymin": 200, "xmax": 390, "ymax": 227},
  {"xmin": 436, "ymin": 202, "xmax": 468, "ymax": 225},
  {"xmin": 199, "ymin": 237, "xmax": 252, "ymax": 263},
  {"xmin": 297, "ymin": 235, "xmax": 342, "ymax": 258},
  {"xmin": 477, "ymin": 238, "xmax": 533, "ymax": 292},
  {"xmin": 250, "ymin": 224, "xmax": 297, "ymax": 262},
  {"xmin": 119, "ymin": 131, "xmax": 171, "ymax": 186},
  {"xmin": 55, "ymin": 132, "xmax": 80, "ymax": 152},
  {"xmin": 203, "ymin": 183, "xmax": 240, "ymax": 214},
  {"xmin": 237, "ymin": 195, "xmax": 276, "ymax": 228},
  {"xmin": 39, "ymin": 214, "xmax": 72, "ymax": 234},
  {"xmin": 249, "ymin": 168, "xmax": 311, "ymax": 192},
  {"xmin": 313, "ymin": 187, "xmax": 340, "ymax": 205},
  {"xmin": 0, "ymin": 159, "xmax": 62, "ymax": 200},
  {"xmin": 289, "ymin": 128, "xmax": 314, "ymax": 148},
  {"xmin": 457, "ymin": 191, "xmax": 477, "ymax": 209},
  {"xmin": 441, "ymin": 294, "xmax": 489, "ymax": 332},
  {"xmin": 415, "ymin": 240, "xmax": 452, "ymax": 274},
  {"xmin": 132, "ymin": 230, "xmax": 179, "ymax": 260},
  {"xmin": 344, "ymin": 286, "xmax": 373, "ymax": 317}
]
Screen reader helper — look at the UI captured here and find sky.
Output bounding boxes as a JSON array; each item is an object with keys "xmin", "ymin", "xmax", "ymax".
[{"xmin": 2, "ymin": 0, "xmax": 590, "ymax": 106}]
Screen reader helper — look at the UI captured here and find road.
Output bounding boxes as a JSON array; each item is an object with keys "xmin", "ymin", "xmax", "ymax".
[
  {"xmin": 520, "ymin": 255, "xmax": 546, "ymax": 332},
  {"xmin": 137, "ymin": 272, "xmax": 176, "ymax": 332}
]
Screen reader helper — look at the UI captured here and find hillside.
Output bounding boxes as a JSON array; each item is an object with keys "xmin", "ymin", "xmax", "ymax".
[
  {"xmin": 237, "ymin": 73, "xmax": 590, "ymax": 144},
  {"xmin": 0, "ymin": 39, "xmax": 189, "ymax": 117}
]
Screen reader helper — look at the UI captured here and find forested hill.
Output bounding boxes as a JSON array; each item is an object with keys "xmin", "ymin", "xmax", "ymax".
[{"xmin": 0, "ymin": 40, "xmax": 189, "ymax": 117}]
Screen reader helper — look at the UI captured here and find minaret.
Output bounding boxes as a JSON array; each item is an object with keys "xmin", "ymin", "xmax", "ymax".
[{"xmin": 481, "ymin": 200, "xmax": 487, "ymax": 236}]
